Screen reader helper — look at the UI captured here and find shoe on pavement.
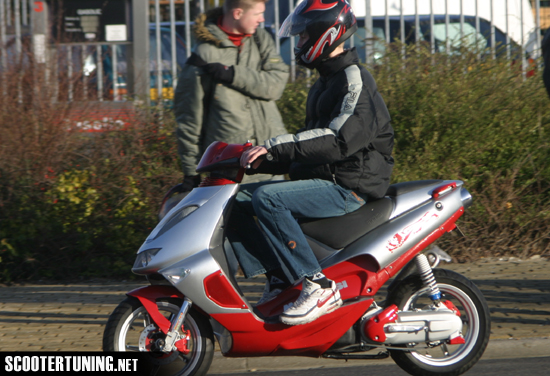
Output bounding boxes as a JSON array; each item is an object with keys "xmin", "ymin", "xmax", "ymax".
[
  {"xmin": 256, "ymin": 281, "xmax": 282, "ymax": 306},
  {"xmin": 280, "ymin": 278, "xmax": 342, "ymax": 325}
]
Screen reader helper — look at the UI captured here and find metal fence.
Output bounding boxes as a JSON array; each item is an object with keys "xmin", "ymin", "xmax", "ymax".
[{"xmin": 0, "ymin": 0, "xmax": 547, "ymax": 104}]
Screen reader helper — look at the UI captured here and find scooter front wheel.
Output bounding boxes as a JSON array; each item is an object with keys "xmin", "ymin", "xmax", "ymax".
[
  {"xmin": 103, "ymin": 296, "xmax": 214, "ymax": 376},
  {"xmin": 386, "ymin": 269, "xmax": 490, "ymax": 376}
]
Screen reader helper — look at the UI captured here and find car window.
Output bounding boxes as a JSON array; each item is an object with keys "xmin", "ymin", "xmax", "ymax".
[
  {"xmin": 372, "ymin": 27, "xmax": 387, "ymax": 61},
  {"xmin": 432, "ymin": 22, "xmax": 486, "ymax": 53}
]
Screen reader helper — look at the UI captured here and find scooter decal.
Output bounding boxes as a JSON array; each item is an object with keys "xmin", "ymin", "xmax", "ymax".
[
  {"xmin": 336, "ymin": 280, "xmax": 348, "ymax": 290},
  {"xmin": 386, "ymin": 212, "xmax": 439, "ymax": 253}
]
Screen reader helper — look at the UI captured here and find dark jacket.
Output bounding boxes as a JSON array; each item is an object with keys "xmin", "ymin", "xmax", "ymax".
[{"xmin": 263, "ymin": 48, "xmax": 394, "ymax": 199}]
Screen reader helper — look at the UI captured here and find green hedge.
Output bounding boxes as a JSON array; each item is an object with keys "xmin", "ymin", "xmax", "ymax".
[
  {"xmin": 373, "ymin": 47, "xmax": 550, "ymax": 259},
  {"xmin": 1, "ymin": 46, "xmax": 549, "ymax": 282}
]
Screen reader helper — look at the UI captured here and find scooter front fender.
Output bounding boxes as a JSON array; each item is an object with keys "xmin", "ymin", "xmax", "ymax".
[{"xmin": 127, "ymin": 285, "xmax": 185, "ymax": 334}]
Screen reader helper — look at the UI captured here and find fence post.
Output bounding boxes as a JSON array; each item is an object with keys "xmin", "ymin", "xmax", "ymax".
[
  {"xmin": 430, "ymin": 0, "xmax": 435, "ymax": 55},
  {"xmin": 170, "ymin": 0, "xmax": 177, "ymax": 90},
  {"xmin": 131, "ymin": 0, "xmax": 150, "ymax": 104},
  {"xmin": 490, "ymin": 0, "xmax": 498, "ymax": 59},
  {"xmin": 185, "ymin": 0, "xmax": 191, "ymax": 58},
  {"xmin": 15, "ymin": 0, "xmax": 23, "ymax": 103},
  {"xmin": 365, "ymin": 0, "xmax": 373, "ymax": 66},
  {"xmin": 535, "ymin": 0, "xmax": 541, "ymax": 63},
  {"xmin": 289, "ymin": 0, "xmax": 295, "ymax": 82},
  {"xmin": 415, "ymin": 0, "xmax": 419, "ymax": 48},
  {"xmin": 274, "ymin": 0, "xmax": 280, "ymax": 54},
  {"xmin": 154, "ymin": 0, "xmax": 162, "ymax": 104},
  {"xmin": 0, "ymin": 0, "xmax": 6, "ymax": 97}
]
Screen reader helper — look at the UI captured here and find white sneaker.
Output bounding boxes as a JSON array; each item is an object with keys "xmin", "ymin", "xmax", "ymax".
[
  {"xmin": 280, "ymin": 278, "xmax": 342, "ymax": 325},
  {"xmin": 256, "ymin": 281, "xmax": 282, "ymax": 306}
]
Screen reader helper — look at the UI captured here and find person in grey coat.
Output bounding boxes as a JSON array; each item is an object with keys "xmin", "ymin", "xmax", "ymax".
[{"xmin": 174, "ymin": 0, "xmax": 289, "ymax": 190}]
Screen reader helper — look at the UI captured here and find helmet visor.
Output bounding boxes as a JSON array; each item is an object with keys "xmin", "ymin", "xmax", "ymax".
[{"xmin": 278, "ymin": 1, "xmax": 310, "ymax": 38}]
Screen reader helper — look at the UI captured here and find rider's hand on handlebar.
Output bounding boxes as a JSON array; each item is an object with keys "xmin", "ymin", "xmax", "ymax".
[{"xmin": 240, "ymin": 146, "xmax": 268, "ymax": 169}]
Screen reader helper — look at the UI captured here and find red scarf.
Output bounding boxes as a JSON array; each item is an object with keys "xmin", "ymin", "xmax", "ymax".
[{"xmin": 217, "ymin": 16, "xmax": 251, "ymax": 47}]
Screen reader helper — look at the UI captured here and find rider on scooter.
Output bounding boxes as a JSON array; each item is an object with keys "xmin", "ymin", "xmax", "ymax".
[{"xmin": 230, "ymin": 0, "xmax": 394, "ymax": 326}]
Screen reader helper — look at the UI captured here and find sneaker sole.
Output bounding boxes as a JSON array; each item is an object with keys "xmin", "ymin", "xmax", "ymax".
[{"xmin": 280, "ymin": 299, "xmax": 343, "ymax": 326}]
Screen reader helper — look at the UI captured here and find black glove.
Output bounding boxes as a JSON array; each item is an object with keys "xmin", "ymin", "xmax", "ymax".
[
  {"xmin": 186, "ymin": 53, "xmax": 235, "ymax": 84},
  {"xmin": 203, "ymin": 63, "xmax": 235, "ymax": 84},
  {"xmin": 182, "ymin": 175, "xmax": 201, "ymax": 192}
]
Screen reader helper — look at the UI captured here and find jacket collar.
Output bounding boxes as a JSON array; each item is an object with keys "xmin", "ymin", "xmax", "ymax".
[{"xmin": 316, "ymin": 48, "xmax": 360, "ymax": 77}]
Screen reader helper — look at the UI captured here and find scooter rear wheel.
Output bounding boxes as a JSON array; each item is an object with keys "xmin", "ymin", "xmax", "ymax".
[
  {"xmin": 386, "ymin": 269, "xmax": 490, "ymax": 376},
  {"xmin": 103, "ymin": 296, "xmax": 214, "ymax": 376}
]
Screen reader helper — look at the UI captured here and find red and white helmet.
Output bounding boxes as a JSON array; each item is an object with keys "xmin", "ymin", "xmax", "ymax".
[{"xmin": 279, "ymin": 0, "xmax": 357, "ymax": 66}]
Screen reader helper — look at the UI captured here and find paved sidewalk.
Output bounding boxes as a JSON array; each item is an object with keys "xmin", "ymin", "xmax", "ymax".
[{"xmin": 1, "ymin": 257, "xmax": 549, "ymax": 372}]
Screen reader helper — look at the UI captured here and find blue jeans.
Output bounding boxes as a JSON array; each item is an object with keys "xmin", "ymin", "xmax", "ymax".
[{"xmin": 227, "ymin": 179, "xmax": 366, "ymax": 283}]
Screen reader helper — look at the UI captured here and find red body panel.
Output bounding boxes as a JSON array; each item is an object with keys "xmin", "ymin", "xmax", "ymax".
[
  {"xmin": 211, "ymin": 299, "xmax": 373, "ymax": 357},
  {"xmin": 364, "ymin": 305, "xmax": 399, "ymax": 342},
  {"xmin": 256, "ymin": 255, "xmax": 384, "ymax": 318},
  {"xmin": 204, "ymin": 272, "xmax": 248, "ymax": 309}
]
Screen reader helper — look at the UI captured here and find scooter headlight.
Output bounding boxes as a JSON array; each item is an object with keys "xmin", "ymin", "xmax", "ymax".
[{"xmin": 133, "ymin": 248, "xmax": 162, "ymax": 269}]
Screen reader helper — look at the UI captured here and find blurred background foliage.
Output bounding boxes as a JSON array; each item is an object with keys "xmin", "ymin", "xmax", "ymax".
[{"xmin": 1, "ymin": 43, "xmax": 549, "ymax": 282}]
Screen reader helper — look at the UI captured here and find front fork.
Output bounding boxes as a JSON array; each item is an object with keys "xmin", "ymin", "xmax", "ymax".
[
  {"xmin": 127, "ymin": 286, "xmax": 194, "ymax": 354},
  {"xmin": 161, "ymin": 297, "xmax": 193, "ymax": 354}
]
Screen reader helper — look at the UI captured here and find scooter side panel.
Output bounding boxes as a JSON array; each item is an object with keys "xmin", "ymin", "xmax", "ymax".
[
  {"xmin": 158, "ymin": 250, "xmax": 249, "ymax": 314},
  {"xmin": 211, "ymin": 299, "xmax": 373, "ymax": 357},
  {"xmin": 256, "ymin": 255, "xmax": 383, "ymax": 318},
  {"xmin": 389, "ymin": 180, "xmax": 462, "ymax": 219},
  {"xmin": 133, "ymin": 185, "xmax": 239, "ymax": 275},
  {"xmin": 320, "ymin": 187, "xmax": 464, "ymax": 271}
]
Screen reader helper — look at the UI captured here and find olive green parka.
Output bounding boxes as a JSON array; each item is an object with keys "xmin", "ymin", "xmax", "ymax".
[{"xmin": 174, "ymin": 7, "xmax": 289, "ymax": 178}]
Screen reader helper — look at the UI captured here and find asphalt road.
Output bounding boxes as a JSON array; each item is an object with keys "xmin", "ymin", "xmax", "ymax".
[{"xmin": 210, "ymin": 356, "xmax": 550, "ymax": 376}]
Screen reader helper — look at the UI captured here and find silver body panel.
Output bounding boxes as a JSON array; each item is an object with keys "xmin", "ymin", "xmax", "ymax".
[
  {"xmin": 321, "ymin": 181, "xmax": 465, "ymax": 271},
  {"xmin": 134, "ymin": 185, "xmax": 238, "ymax": 274},
  {"xmin": 132, "ymin": 184, "xmax": 248, "ymax": 314},
  {"xmin": 389, "ymin": 180, "xmax": 462, "ymax": 219}
]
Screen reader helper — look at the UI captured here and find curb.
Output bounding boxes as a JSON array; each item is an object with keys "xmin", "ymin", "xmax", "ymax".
[{"xmin": 207, "ymin": 337, "xmax": 550, "ymax": 374}]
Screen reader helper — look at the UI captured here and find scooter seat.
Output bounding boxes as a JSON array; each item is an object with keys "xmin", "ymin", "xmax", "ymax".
[
  {"xmin": 299, "ymin": 197, "xmax": 394, "ymax": 249},
  {"xmin": 299, "ymin": 180, "xmax": 443, "ymax": 249}
]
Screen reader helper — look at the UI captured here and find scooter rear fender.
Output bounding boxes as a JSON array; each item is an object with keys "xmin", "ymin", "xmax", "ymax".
[{"xmin": 127, "ymin": 285, "xmax": 185, "ymax": 334}]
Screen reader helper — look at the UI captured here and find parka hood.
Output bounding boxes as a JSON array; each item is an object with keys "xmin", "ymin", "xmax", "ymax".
[{"xmin": 193, "ymin": 7, "xmax": 225, "ymax": 46}]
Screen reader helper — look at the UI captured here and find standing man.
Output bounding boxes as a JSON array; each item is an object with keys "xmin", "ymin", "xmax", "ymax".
[{"xmin": 174, "ymin": 0, "xmax": 289, "ymax": 191}]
